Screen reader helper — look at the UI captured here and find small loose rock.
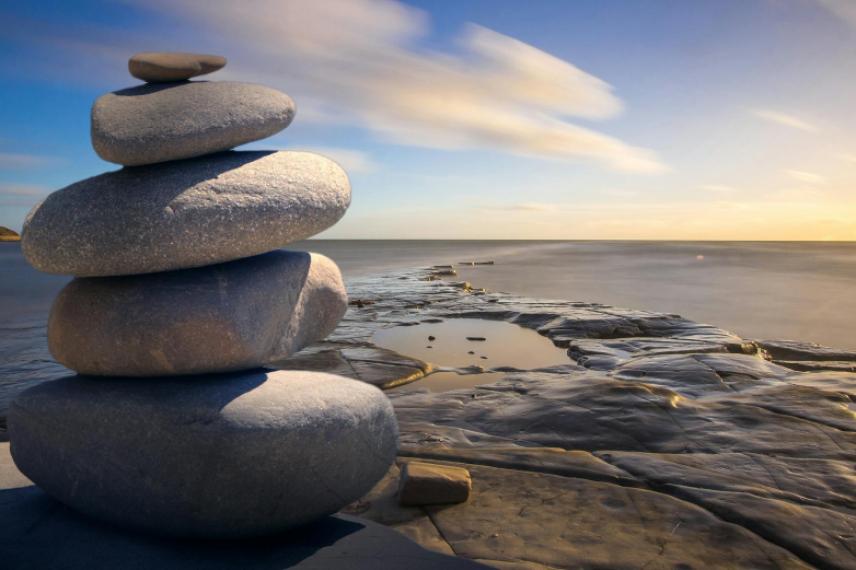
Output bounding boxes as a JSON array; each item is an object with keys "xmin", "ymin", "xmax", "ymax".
[{"xmin": 399, "ymin": 462, "xmax": 471, "ymax": 506}]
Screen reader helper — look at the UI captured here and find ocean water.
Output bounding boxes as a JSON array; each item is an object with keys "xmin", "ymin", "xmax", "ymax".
[{"xmin": 2, "ymin": 239, "xmax": 855, "ymax": 350}]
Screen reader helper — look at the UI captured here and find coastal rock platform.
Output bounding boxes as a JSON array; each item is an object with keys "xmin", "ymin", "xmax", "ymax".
[{"xmin": 2, "ymin": 266, "xmax": 854, "ymax": 568}]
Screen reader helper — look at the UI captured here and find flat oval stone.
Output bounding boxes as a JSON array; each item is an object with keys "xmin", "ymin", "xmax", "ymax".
[
  {"xmin": 8, "ymin": 371, "xmax": 399, "ymax": 538},
  {"xmin": 47, "ymin": 250, "xmax": 347, "ymax": 377},
  {"xmin": 129, "ymin": 51, "xmax": 226, "ymax": 82},
  {"xmin": 91, "ymin": 81, "xmax": 295, "ymax": 165},
  {"xmin": 22, "ymin": 151, "xmax": 350, "ymax": 276}
]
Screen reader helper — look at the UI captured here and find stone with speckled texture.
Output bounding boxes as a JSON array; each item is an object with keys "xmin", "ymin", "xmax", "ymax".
[
  {"xmin": 46, "ymin": 250, "xmax": 347, "ymax": 377},
  {"xmin": 129, "ymin": 52, "xmax": 226, "ymax": 83},
  {"xmin": 22, "ymin": 151, "xmax": 350, "ymax": 277},
  {"xmin": 91, "ymin": 81, "xmax": 294, "ymax": 165},
  {"xmin": 8, "ymin": 370, "xmax": 399, "ymax": 538}
]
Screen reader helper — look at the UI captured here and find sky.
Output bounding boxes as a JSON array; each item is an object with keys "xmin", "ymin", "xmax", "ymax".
[{"xmin": 1, "ymin": 0, "xmax": 855, "ymax": 240}]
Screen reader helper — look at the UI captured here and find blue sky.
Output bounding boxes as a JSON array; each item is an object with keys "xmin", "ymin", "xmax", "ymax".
[{"xmin": 1, "ymin": 0, "xmax": 855, "ymax": 239}]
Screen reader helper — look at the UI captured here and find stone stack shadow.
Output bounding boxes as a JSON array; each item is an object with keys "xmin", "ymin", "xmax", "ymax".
[{"xmin": 10, "ymin": 52, "xmax": 398, "ymax": 538}]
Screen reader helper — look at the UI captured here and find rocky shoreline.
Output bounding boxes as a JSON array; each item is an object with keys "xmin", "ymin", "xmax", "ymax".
[
  {"xmin": 301, "ymin": 265, "xmax": 856, "ymax": 569},
  {"xmin": 1, "ymin": 263, "xmax": 854, "ymax": 568}
]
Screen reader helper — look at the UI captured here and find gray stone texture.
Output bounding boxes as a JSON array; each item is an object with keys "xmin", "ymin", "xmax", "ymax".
[
  {"xmin": 128, "ymin": 52, "xmax": 226, "ymax": 83},
  {"xmin": 47, "ymin": 250, "xmax": 347, "ymax": 377},
  {"xmin": 22, "ymin": 151, "xmax": 350, "ymax": 276},
  {"xmin": 8, "ymin": 371, "xmax": 399, "ymax": 538},
  {"xmin": 91, "ymin": 81, "xmax": 295, "ymax": 165}
]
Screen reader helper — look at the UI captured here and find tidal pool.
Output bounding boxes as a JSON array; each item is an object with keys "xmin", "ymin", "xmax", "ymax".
[{"xmin": 373, "ymin": 318, "xmax": 570, "ymax": 391}]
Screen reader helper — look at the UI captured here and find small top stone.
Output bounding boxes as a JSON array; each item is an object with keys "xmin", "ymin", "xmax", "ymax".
[{"xmin": 129, "ymin": 52, "xmax": 226, "ymax": 83}]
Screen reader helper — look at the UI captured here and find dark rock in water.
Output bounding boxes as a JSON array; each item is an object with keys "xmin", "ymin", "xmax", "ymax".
[
  {"xmin": 466, "ymin": 337, "xmax": 486, "ymax": 342},
  {"xmin": 757, "ymin": 339, "xmax": 856, "ymax": 362},
  {"xmin": 23, "ymin": 151, "xmax": 350, "ymax": 276},
  {"xmin": 8, "ymin": 371, "xmax": 398, "ymax": 538},
  {"xmin": 47, "ymin": 251, "xmax": 347, "ymax": 376},
  {"xmin": 129, "ymin": 51, "xmax": 226, "ymax": 82},
  {"xmin": 0, "ymin": 227, "xmax": 19, "ymax": 242},
  {"xmin": 91, "ymin": 81, "xmax": 294, "ymax": 165},
  {"xmin": 428, "ymin": 335, "xmax": 436, "ymax": 341}
]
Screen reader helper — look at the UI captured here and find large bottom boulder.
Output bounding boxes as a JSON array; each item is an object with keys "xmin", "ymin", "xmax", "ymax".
[{"xmin": 8, "ymin": 370, "xmax": 398, "ymax": 538}]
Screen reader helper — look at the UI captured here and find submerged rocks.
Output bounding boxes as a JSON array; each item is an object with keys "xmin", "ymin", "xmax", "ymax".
[
  {"xmin": 23, "ymin": 151, "xmax": 350, "ymax": 276},
  {"xmin": 91, "ymin": 82, "xmax": 295, "ymax": 165},
  {"xmin": 48, "ymin": 251, "xmax": 347, "ymax": 376},
  {"xmin": 9, "ymin": 371, "xmax": 398, "ymax": 537},
  {"xmin": 129, "ymin": 51, "xmax": 226, "ymax": 82},
  {"xmin": 11, "ymin": 51, "xmax": 396, "ymax": 539}
]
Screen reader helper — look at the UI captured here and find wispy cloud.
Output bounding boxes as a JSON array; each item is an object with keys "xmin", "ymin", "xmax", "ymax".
[
  {"xmin": 751, "ymin": 109, "xmax": 819, "ymax": 133},
  {"xmin": 18, "ymin": 0, "xmax": 666, "ymax": 173},
  {"xmin": 603, "ymin": 189, "xmax": 640, "ymax": 199},
  {"xmin": 0, "ymin": 183, "xmax": 49, "ymax": 196},
  {"xmin": 288, "ymin": 146, "xmax": 379, "ymax": 174},
  {"xmin": 0, "ymin": 153, "xmax": 59, "ymax": 169},
  {"xmin": 486, "ymin": 202, "xmax": 561, "ymax": 212},
  {"xmin": 784, "ymin": 169, "xmax": 826, "ymax": 184},
  {"xmin": 699, "ymin": 184, "xmax": 736, "ymax": 193},
  {"xmin": 815, "ymin": 0, "xmax": 856, "ymax": 29},
  {"xmin": 0, "ymin": 183, "xmax": 49, "ymax": 206}
]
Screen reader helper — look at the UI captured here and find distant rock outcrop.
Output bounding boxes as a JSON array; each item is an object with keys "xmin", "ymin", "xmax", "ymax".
[{"xmin": 0, "ymin": 227, "xmax": 20, "ymax": 242}]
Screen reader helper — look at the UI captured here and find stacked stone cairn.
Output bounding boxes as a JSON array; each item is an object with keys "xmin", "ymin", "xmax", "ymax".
[{"xmin": 9, "ymin": 52, "xmax": 399, "ymax": 538}]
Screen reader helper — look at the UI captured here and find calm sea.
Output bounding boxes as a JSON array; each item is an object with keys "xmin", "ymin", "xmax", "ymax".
[{"xmin": 2, "ymin": 240, "xmax": 855, "ymax": 349}]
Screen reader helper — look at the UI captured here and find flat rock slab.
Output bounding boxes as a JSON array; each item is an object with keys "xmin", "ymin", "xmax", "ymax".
[
  {"xmin": 599, "ymin": 451, "xmax": 856, "ymax": 569},
  {"xmin": 129, "ymin": 52, "xmax": 226, "ymax": 82},
  {"xmin": 92, "ymin": 81, "xmax": 294, "ymax": 165},
  {"xmin": 351, "ymin": 461, "xmax": 810, "ymax": 569},
  {"xmin": 8, "ymin": 371, "xmax": 399, "ymax": 538},
  {"xmin": 48, "ymin": 251, "xmax": 346, "ymax": 376},
  {"xmin": 23, "ymin": 151, "xmax": 350, "ymax": 276}
]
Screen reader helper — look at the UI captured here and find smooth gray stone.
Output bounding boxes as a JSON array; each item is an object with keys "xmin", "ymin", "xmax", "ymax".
[
  {"xmin": 129, "ymin": 52, "xmax": 226, "ymax": 83},
  {"xmin": 47, "ymin": 250, "xmax": 347, "ymax": 377},
  {"xmin": 8, "ymin": 370, "xmax": 400, "ymax": 539},
  {"xmin": 22, "ymin": 151, "xmax": 350, "ymax": 276},
  {"xmin": 91, "ymin": 81, "xmax": 295, "ymax": 166}
]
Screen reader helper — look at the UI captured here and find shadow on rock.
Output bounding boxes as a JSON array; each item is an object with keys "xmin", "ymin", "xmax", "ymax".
[{"xmin": 0, "ymin": 485, "xmax": 486, "ymax": 570}]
